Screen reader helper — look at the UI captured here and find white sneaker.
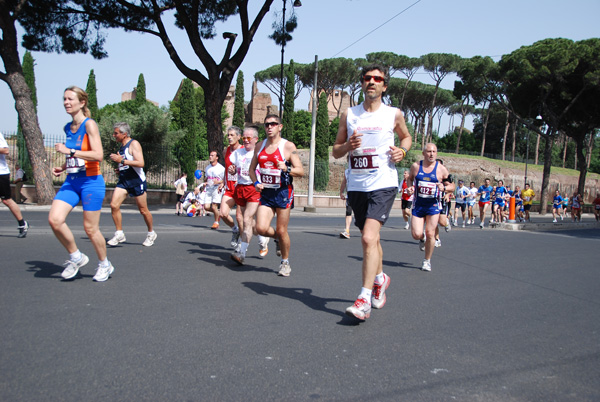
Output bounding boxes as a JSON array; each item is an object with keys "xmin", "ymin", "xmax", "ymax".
[
  {"xmin": 231, "ymin": 251, "xmax": 245, "ymax": 265},
  {"xmin": 345, "ymin": 297, "xmax": 371, "ymax": 320},
  {"xmin": 480, "ymin": 222, "xmax": 484, "ymax": 229},
  {"xmin": 107, "ymin": 231, "xmax": 126, "ymax": 246},
  {"xmin": 278, "ymin": 260, "xmax": 291, "ymax": 277},
  {"xmin": 421, "ymin": 259, "xmax": 431, "ymax": 272},
  {"xmin": 142, "ymin": 231, "xmax": 157, "ymax": 247},
  {"xmin": 462, "ymin": 222, "xmax": 466, "ymax": 228},
  {"xmin": 435, "ymin": 238, "xmax": 441, "ymax": 247},
  {"xmin": 93, "ymin": 262, "xmax": 114, "ymax": 282},
  {"xmin": 553, "ymin": 219, "xmax": 557, "ymax": 223},
  {"xmin": 404, "ymin": 222, "xmax": 410, "ymax": 230},
  {"xmin": 445, "ymin": 223, "xmax": 451, "ymax": 232},
  {"xmin": 61, "ymin": 254, "xmax": 89, "ymax": 280},
  {"xmin": 419, "ymin": 238, "xmax": 426, "ymax": 251},
  {"xmin": 452, "ymin": 220, "xmax": 458, "ymax": 227},
  {"xmin": 258, "ymin": 236, "xmax": 269, "ymax": 257}
]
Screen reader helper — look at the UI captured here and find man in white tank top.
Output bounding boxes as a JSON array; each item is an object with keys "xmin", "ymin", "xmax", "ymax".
[{"xmin": 332, "ymin": 64, "xmax": 412, "ymax": 321}]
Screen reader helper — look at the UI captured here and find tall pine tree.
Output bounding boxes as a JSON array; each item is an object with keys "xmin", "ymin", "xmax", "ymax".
[
  {"xmin": 18, "ymin": 51, "xmax": 37, "ymax": 175},
  {"xmin": 173, "ymin": 79, "xmax": 201, "ymax": 182},
  {"xmin": 315, "ymin": 91, "xmax": 330, "ymax": 191},
  {"xmin": 233, "ymin": 71, "xmax": 245, "ymax": 128},
  {"xmin": 86, "ymin": 69, "xmax": 98, "ymax": 119},
  {"xmin": 282, "ymin": 60, "xmax": 295, "ymax": 142},
  {"xmin": 135, "ymin": 73, "xmax": 146, "ymax": 109}
]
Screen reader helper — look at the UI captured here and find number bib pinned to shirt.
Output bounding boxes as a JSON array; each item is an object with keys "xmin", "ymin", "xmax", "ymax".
[
  {"xmin": 417, "ymin": 181, "xmax": 437, "ymax": 198},
  {"xmin": 350, "ymin": 147, "xmax": 379, "ymax": 175},
  {"xmin": 66, "ymin": 156, "xmax": 86, "ymax": 174},
  {"xmin": 260, "ymin": 168, "xmax": 281, "ymax": 188}
]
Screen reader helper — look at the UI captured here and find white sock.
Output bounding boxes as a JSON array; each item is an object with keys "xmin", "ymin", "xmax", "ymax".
[
  {"xmin": 359, "ymin": 287, "xmax": 372, "ymax": 302},
  {"xmin": 375, "ymin": 272, "xmax": 385, "ymax": 285},
  {"xmin": 99, "ymin": 258, "xmax": 110, "ymax": 267},
  {"xmin": 240, "ymin": 242, "xmax": 249, "ymax": 256},
  {"xmin": 70, "ymin": 250, "xmax": 82, "ymax": 262},
  {"xmin": 281, "ymin": 258, "xmax": 289, "ymax": 264},
  {"xmin": 257, "ymin": 235, "xmax": 267, "ymax": 245},
  {"xmin": 148, "ymin": 231, "xmax": 155, "ymax": 236},
  {"xmin": 115, "ymin": 230, "xmax": 124, "ymax": 235}
]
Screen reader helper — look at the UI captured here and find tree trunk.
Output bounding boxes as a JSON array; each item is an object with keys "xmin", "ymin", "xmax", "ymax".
[
  {"xmin": 455, "ymin": 101, "xmax": 467, "ymax": 154},
  {"xmin": 0, "ymin": 8, "xmax": 55, "ymax": 204},
  {"xmin": 501, "ymin": 110, "xmax": 509, "ymax": 161},
  {"xmin": 204, "ymin": 82, "xmax": 228, "ymax": 164},
  {"xmin": 539, "ymin": 131, "xmax": 555, "ymax": 215},
  {"xmin": 586, "ymin": 131, "xmax": 594, "ymax": 169},
  {"xmin": 511, "ymin": 120, "xmax": 517, "ymax": 162},
  {"xmin": 562, "ymin": 134, "xmax": 568, "ymax": 168},
  {"xmin": 576, "ymin": 136, "xmax": 588, "ymax": 196},
  {"xmin": 534, "ymin": 133, "xmax": 540, "ymax": 165},
  {"xmin": 480, "ymin": 102, "xmax": 491, "ymax": 157}
]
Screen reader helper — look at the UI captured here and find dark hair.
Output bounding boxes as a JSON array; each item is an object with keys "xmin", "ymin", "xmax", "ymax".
[
  {"xmin": 361, "ymin": 64, "xmax": 390, "ymax": 86},
  {"xmin": 264, "ymin": 114, "xmax": 281, "ymax": 124}
]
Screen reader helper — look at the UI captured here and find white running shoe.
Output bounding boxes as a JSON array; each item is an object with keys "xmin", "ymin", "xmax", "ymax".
[
  {"xmin": 372, "ymin": 273, "xmax": 390, "ymax": 309},
  {"xmin": 93, "ymin": 262, "xmax": 114, "ymax": 282},
  {"xmin": 445, "ymin": 223, "xmax": 451, "ymax": 232},
  {"xmin": 107, "ymin": 232, "xmax": 126, "ymax": 246},
  {"xmin": 17, "ymin": 221, "xmax": 28, "ymax": 238},
  {"xmin": 419, "ymin": 238, "xmax": 426, "ymax": 251},
  {"xmin": 278, "ymin": 260, "xmax": 291, "ymax": 277},
  {"xmin": 435, "ymin": 238, "xmax": 441, "ymax": 247},
  {"xmin": 404, "ymin": 222, "xmax": 410, "ymax": 230},
  {"xmin": 421, "ymin": 259, "xmax": 431, "ymax": 272},
  {"xmin": 345, "ymin": 297, "xmax": 371, "ymax": 320},
  {"xmin": 479, "ymin": 222, "xmax": 484, "ymax": 229},
  {"xmin": 142, "ymin": 231, "xmax": 157, "ymax": 247},
  {"xmin": 339, "ymin": 230, "xmax": 350, "ymax": 239},
  {"xmin": 61, "ymin": 254, "xmax": 89, "ymax": 280},
  {"xmin": 462, "ymin": 222, "xmax": 466, "ymax": 228},
  {"xmin": 231, "ymin": 252, "xmax": 245, "ymax": 265},
  {"xmin": 553, "ymin": 219, "xmax": 557, "ymax": 223}
]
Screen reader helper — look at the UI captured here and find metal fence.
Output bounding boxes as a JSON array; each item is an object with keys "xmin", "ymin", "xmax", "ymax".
[{"xmin": 3, "ymin": 130, "xmax": 598, "ymax": 201}]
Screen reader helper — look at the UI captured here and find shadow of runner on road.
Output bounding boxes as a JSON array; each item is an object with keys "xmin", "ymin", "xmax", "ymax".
[{"xmin": 242, "ymin": 281, "xmax": 361, "ymax": 325}]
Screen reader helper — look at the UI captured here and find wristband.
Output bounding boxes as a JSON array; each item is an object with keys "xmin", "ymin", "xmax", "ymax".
[{"xmin": 254, "ymin": 181, "xmax": 260, "ymax": 186}]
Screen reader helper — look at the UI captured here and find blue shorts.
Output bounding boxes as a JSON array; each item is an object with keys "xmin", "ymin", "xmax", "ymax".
[
  {"xmin": 412, "ymin": 197, "xmax": 441, "ymax": 218},
  {"xmin": 260, "ymin": 184, "xmax": 294, "ymax": 209},
  {"xmin": 494, "ymin": 200, "xmax": 505, "ymax": 208},
  {"xmin": 117, "ymin": 178, "xmax": 147, "ymax": 197},
  {"xmin": 54, "ymin": 173, "xmax": 105, "ymax": 211}
]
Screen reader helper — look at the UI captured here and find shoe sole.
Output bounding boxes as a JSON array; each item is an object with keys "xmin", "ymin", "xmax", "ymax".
[
  {"xmin": 107, "ymin": 238, "xmax": 126, "ymax": 246},
  {"xmin": 259, "ymin": 249, "xmax": 268, "ymax": 257},
  {"xmin": 93, "ymin": 265, "xmax": 114, "ymax": 282},
  {"xmin": 345, "ymin": 308, "xmax": 370, "ymax": 320},
  {"xmin": 61, "ymin": 254, "xmax": 90, "ymax": 280},
  {"xmin": 230, "ymin": 254, "xmax": 244, "ymax": 265}
]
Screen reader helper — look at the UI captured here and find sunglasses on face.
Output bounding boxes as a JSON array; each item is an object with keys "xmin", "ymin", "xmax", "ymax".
[
  {"xmin": 363, "ymin": 75, "xmax": 385, "ymax": 83},
  {"xmin": 242, "ymin": 136, "xmax": 255, "ymax": 141},
  {"xmin": 264, "ymin": 121, "xmax": 280, "ymax": 128}
]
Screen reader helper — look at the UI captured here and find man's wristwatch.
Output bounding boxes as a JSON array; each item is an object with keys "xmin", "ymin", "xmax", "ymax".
[{"xmin": 70, "ymin": 149, "xmax": 76, "ymax": 157}]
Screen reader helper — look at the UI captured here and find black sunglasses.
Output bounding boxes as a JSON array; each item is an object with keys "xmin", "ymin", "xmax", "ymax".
[{"xmin": 264, "ymin": 121, "xmax": 280, "ymax": 128}]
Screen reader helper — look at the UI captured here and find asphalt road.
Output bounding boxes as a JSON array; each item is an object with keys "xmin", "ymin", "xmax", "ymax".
[{"xmin": 1, "ymin": 207, "xmax": 600, "ymax": 401}]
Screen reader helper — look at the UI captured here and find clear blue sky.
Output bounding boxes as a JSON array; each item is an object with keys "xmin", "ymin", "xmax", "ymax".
[{"xmin": 1, "ymin": 0, "xmax": 599, "ymax": 136}]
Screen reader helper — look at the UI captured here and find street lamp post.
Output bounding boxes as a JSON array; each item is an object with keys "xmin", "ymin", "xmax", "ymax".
[{"xmin": 279, "ymin": 0, "xmax": 302, "ymax": 118}]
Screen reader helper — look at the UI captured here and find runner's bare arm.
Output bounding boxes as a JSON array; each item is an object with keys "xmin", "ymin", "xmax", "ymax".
[
  {"xmin": 389, "ymin": 109, "xmax": 412, "ymax": 163},
  {"xmin": 285, "ymin": 142, "xmax": 304, "ymax": 177},
  {"xmin": 332, "ymin": 111, "xmax": 362, "ymax": 159}
]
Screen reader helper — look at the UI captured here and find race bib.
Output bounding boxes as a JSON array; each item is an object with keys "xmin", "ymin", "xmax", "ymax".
[
  {"xmin": 417, "ymin": 181, "xmax": 437, "ymax": 198},
  {"xmin": 118, "ymin": 160, "xmax": 129, "ymax": 171},
  {"xmin": 350, "ymin": 148, "xmax": 379, "ymax": 175},
  {"xmin": 66, "ymin": 156, "xmax": 86, "ymax": 174},
  {"xmin": 260, "ymin": 168, "xmax": 281, "ymax": 189}
]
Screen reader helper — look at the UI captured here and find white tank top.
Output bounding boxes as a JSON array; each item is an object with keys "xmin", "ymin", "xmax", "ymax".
[{"xmin": 346, "ymin": 103, "xmax": 399, "ymax": 192}]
